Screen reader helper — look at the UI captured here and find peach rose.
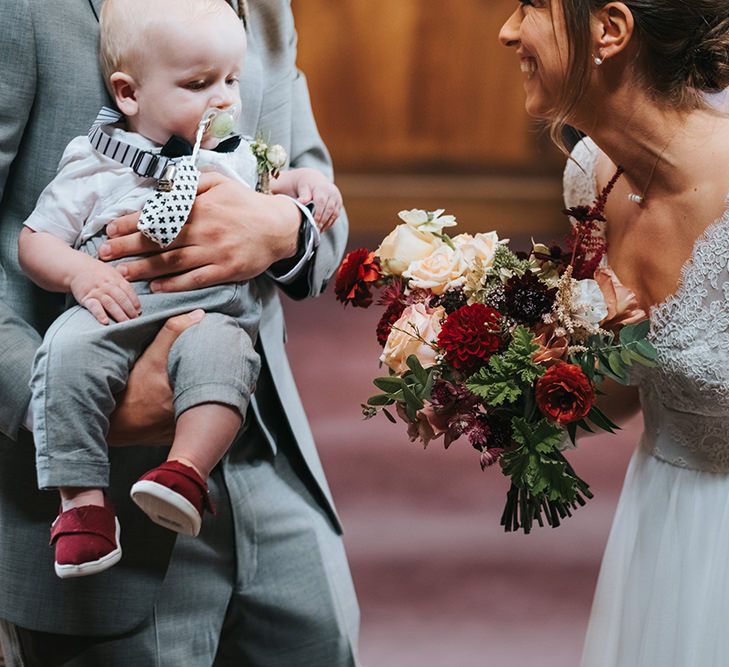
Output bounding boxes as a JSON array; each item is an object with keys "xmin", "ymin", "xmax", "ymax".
[
  {"xmin": 594, "ymin": 267, "xmax": 647, "ymax": 332},
  {"xmin": 402, "ymin": 245, "xmax": 468, "ymax": 295},
  {"xmin": 380, "ymin": 303, "xmax": 445, "ymax": 374},
  {"xmin": 376, "ymin": 224, "xmax": 442, "ymax": 276},
  {"xmin": 452, "ymin": 231, "xmax": 502, "ymax": 267}
]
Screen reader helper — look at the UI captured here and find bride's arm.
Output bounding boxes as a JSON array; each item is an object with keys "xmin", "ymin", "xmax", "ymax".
[{"xmin": 594, "ymin": 378, "xmax": 642, "ymax": 429}]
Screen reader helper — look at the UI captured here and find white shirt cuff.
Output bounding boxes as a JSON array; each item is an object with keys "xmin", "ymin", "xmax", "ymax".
[{"xmin": 266, "ymin": 196, "xmax": 320, "ymax": 285}]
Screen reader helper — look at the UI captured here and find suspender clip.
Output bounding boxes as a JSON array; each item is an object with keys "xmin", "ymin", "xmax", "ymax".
[
  {"xmin": 131, "ymin": 151, "xmax": 161, "ymax": 179},
  {"xmin": 156, "ymin": 163, "xmax": 177, "ymax": 192}
]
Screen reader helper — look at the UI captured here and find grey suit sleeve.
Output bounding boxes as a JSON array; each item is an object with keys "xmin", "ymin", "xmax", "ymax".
[
  {"xmin": 273, "ymin": 20, "xmax": 348, "ymax": 301},
  {"xmin": 0, "ymin": 0, "xmax": 39, "ymax": 439},
  {"xmin": 0, "ymin": 0, "xmax": 36, "ymax": 202},
  {"xmin": 0, "ymin": 300, "xmax": 41, "ymax": 439}
]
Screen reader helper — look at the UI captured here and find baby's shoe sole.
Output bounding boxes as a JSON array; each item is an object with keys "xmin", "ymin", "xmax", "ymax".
[
  {"xmin": 130, "ymin": 480, "xmax": 201, "ymax": 536},
  {"xmin": 54, "ymin": 518, "xmax": 122, "ymax": 579}
]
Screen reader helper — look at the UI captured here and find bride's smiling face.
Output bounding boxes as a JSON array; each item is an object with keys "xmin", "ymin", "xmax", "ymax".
[{"xmin": 499, "ymin": 0, "xmax": 570, "ymax": 119}]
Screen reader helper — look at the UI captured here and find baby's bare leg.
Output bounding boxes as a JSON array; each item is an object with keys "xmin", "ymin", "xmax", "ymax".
[
  {"xmin": 168, "ymin": 403, "xmax": 242, "ymax": 479},
  {"xmin": 130, "ymin": 402, "xmax": 242, "ymax": 536},
  {"xmin": 59, "ymin": 487, "xmax": 105, "ymax": 510}
]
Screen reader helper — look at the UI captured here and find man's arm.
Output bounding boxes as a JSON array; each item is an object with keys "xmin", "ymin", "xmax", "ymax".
[
  {"xmin": 0, "ymin": 0, "xmax": 39, "ymax": 439},
  {"xmin": 0, "ymin": 0, "xmax": 36, "ymax": 204},
  {"xmin": 266, "ymin": 38, "xmax": 349, "ymax": 300},
  {"xmin": 0, "ymin": 300, "xmax": 41, "ymax": 439}
]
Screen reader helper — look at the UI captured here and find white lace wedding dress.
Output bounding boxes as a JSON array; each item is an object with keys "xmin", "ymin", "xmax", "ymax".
[{"xmin": 565, "ymin": 138, "xmax": 729, "ymax": 667}]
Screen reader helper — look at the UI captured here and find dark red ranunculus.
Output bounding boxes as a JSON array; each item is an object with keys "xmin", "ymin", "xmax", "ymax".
[
  {"xmin": 335, "ymin": 249, "xmax": 381, "ymax": 307},
  {"xmin": 437, "ymin": 303, "xmax": 502, "ymax": 374},
  {"xmin": 535, "ymin": 362, "xmax": 594, "ymax": 424}
]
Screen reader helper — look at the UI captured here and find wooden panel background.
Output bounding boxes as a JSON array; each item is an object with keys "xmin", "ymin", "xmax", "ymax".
[{"xmin": 291, "ymin": 0, "xmax": 567, "ymax": 236}]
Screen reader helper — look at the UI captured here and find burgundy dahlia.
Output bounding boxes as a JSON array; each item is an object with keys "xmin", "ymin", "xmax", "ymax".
[{"xmin": 437, "ymin": 304, "xmax": 502, "ymax": 374}]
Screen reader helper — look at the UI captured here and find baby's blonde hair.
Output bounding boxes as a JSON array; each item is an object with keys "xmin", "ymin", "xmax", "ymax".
[{"xmin": 99, "ymin": 0, "xmax": 236, "ymax": 86}]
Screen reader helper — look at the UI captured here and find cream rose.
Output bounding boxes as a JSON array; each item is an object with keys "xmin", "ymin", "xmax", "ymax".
[
  {"xmin": 376, "ymin": 224, "xmax": 442, "ymax": 276},
  {"xmin": 380, "ymin": 303, "xmax": 445, "ymax": 374},
  {"xmin": 402, "ymin": 245, "xmax": 468, "ymax": 295},
  {"xmin": 452, "ymin": 231, "xmax": 503, "ymax": 267}
]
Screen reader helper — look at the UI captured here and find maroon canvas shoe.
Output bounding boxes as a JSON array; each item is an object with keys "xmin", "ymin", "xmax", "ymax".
[
  {"xmin": 50, "ymin": 497, "xmax": 122, "ymax": 579},
  {"xmin": 130, "ymin": 460, "xmax": 215, "ymax": 537}
]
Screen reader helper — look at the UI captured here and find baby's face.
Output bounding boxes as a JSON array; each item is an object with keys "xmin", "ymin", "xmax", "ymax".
[{"xmin": 130, "ymin": 10, "xmax": 246, "ymax": 147}]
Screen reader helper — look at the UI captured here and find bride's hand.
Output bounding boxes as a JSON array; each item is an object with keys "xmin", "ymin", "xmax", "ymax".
[{"xmin": 98, "ymin": 172, "xmax": 302, "ymax": 292}]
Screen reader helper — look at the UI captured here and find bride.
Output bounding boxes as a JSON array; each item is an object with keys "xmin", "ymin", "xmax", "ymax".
[{"xmin": 500, "ymin": 1, "xmax": 729, "ymax": 665}]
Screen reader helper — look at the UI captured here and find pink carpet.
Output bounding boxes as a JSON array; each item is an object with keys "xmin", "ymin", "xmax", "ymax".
[{"xmin": 282, "ymin": 245, "xmax": 641, "ymax": 666}]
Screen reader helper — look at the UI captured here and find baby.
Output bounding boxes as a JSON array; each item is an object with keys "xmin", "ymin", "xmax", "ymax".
[{"xmin": 17, "ymin": 0, "xmax": 342, "ymax": 578}]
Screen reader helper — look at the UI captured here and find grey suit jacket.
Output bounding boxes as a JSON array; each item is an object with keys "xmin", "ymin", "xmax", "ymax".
[{"xmin": 0, "ymin": 0, "xmax": 347, "ymax": 634}]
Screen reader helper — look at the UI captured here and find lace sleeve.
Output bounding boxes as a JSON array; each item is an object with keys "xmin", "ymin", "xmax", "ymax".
[{"xmin": 563, "ymin": 136, "xmax": 599, "ymax": 209}]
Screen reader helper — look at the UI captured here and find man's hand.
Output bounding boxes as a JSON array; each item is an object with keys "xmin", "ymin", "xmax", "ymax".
[
  {"xmin": 98, "ymin": 172, "xmax": 301, "ymax": 292},
  {"xmin": 69, "ymin": 258, "xmax": 141, "ymax": 325},
  {"xmin": 107, "ymin": 310, "xmax": 205, "ymax": 446}
]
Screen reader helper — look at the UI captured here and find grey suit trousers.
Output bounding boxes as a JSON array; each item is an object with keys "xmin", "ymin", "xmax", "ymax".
[{"xmin": 1, "ymin": 413, "xmax": 359, "ymax": 666}]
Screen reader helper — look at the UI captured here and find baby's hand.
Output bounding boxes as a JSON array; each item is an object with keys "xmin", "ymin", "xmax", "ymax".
[
  {"xmin": 294, "ymin": 168, "xmax": 343, "ymax": 232},
  {"xmin": 70, "ymin": 260, "xmax": 141, "ymax": 325}
]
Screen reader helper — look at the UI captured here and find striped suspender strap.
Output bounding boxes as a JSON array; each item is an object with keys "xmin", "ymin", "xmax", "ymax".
[{"xmin": 88, "ymin": 106, "xmax": 174, "ymax": 180}]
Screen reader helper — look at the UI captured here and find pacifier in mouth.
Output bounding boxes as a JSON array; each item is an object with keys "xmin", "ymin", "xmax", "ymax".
[{"xmin": 201, "ymin": 104, "xmax": 241, "ymax": 140}]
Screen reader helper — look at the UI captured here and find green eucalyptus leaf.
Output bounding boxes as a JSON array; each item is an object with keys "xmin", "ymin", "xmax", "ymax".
[
  {"xmin": 401, "ymin": 383, "xmax": 424, "ymax": 412},
  {"xmin": 635, "ymin": 339, "xmax": 658, "ymax": 361},
  {"xmin": 405, "ymin": 355, "xmax": 429, "ymax": 384},
  {"xmin": 367, "ymin": 394, "xmax": 394, "ymax": 407},
  {"xmin": 373, "ymin": 376, "xmax": 404, "ymax": 393},
  {"xmin": 619, "ymin": 324, "xmax": 636, "ymax": 345},
  {"xmin": 608, "ymin": 351, "xmax": 623, "ymax": 376}
]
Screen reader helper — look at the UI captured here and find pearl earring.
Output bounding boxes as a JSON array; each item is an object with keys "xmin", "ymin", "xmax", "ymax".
[{"xmin": 593, "ymin": 55, "xmax": 604, "ymax": 66}]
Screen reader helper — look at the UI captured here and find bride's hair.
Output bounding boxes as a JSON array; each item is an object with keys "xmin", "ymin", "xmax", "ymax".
[{"xmin": 552, "ymin": 0, "xmax": 729, "ymax": 148}]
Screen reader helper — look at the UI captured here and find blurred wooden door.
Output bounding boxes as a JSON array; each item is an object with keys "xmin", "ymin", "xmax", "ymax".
[{"xmin": 292, "ymin": 0, "xmax": 566, "ymax": 236}]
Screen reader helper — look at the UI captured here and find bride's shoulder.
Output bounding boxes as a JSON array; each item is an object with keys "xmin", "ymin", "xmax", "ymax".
[{"xmin": 563, "ymin": 135, "xmax": 602, "ymax": 209}]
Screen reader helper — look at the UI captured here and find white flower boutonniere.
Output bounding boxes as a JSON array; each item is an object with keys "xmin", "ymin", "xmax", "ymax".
[{"xmin": 250, "ymin": 136, "xmax": 288, "ymax": 194}]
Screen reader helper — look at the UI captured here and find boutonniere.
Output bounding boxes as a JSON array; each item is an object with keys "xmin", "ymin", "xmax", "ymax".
[{"xmin": 250, "ymin": 137, "xmax": 288, "ymax": 194}]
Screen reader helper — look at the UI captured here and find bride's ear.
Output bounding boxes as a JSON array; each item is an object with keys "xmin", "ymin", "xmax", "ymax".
[{"xmin": 591, "ymin": 2, "xmax": 635, "ymax": 61}]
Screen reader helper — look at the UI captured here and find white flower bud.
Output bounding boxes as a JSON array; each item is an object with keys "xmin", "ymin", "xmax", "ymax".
[{"xmin": 266, "ymin": 144, "xmax": 287, "ymax": 169}]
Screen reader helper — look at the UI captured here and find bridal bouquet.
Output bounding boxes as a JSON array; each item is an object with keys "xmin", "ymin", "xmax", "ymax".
[{"xmin": 335, "ymin": 198, "xmax": 656, "ymax": 533}]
